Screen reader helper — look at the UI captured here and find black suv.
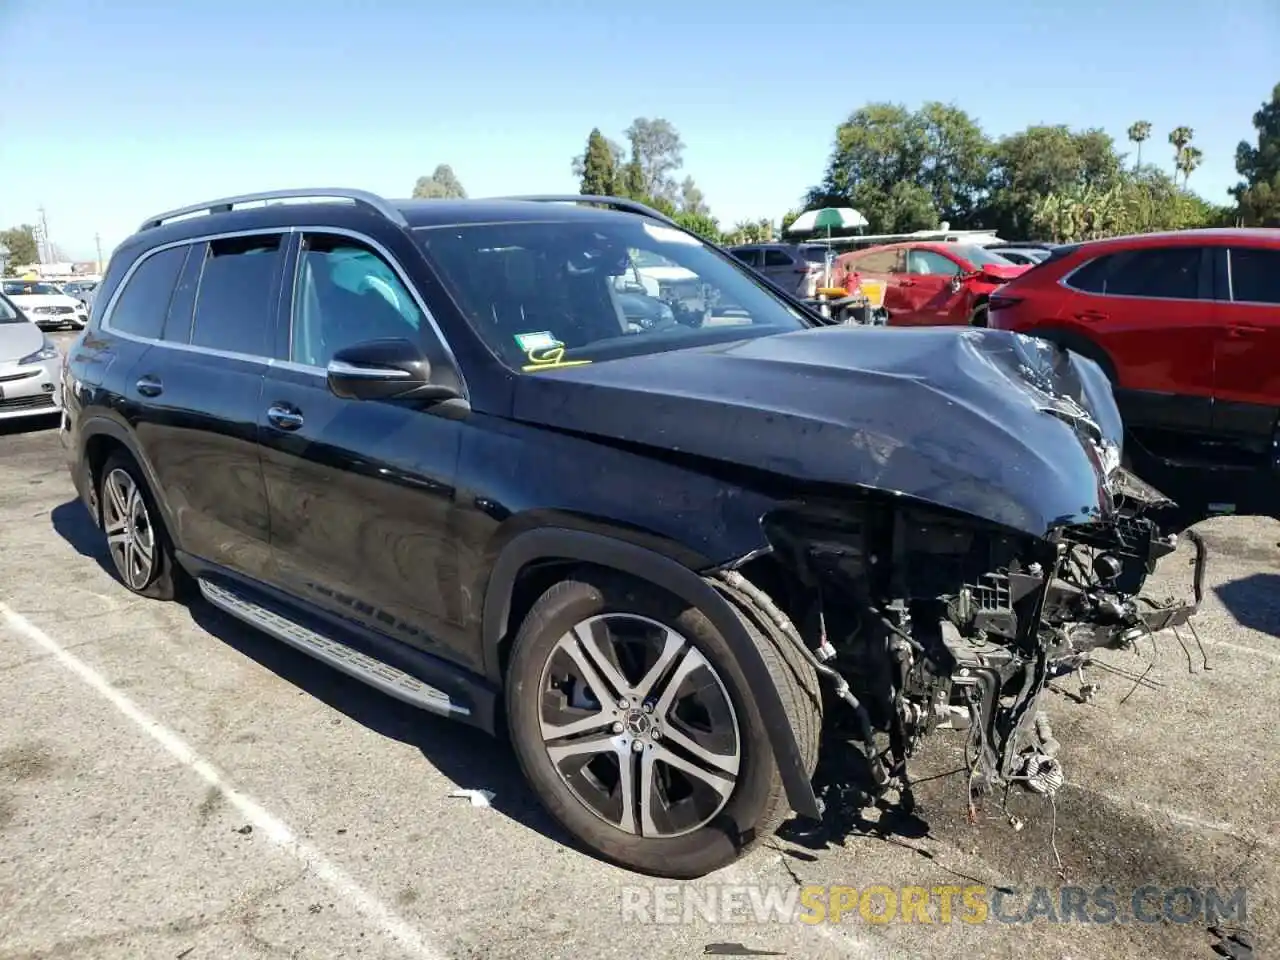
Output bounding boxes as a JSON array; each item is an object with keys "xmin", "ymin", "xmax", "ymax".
[{"xmin": 62, "ymin": 188, "xmax": 1204, "ymax": 879}]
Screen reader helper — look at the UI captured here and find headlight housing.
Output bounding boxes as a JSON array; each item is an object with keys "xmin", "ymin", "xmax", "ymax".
[{"xmin": 20, "ymin": 341, "xmax": 59, "ymax": 365}]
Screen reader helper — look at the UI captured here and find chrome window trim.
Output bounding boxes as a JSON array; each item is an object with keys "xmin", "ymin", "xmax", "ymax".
[
  {"xmin": 99, "ymin": 224, "xmax": 470, "ymax": 398},
  {"xmin": 327, "ymin": 359, "xmax": 413, "ymax": 379}
]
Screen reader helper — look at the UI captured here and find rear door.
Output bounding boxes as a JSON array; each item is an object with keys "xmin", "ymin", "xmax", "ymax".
[
  {"xmin": 123, "ymin": 232, "xmax": 281, "ymax": 580},
  {"xmin": 1058, "ymin": 244, "xmax": 1217, "ymax": 434},
  {"xmin": 1211, "ymin": 244, "xmax": 1280, "ymax": 440},
  {"xmin": 760, "ymin": 246, "xmax": 800, "ymax": 293},
  {"xmin": 847, "ymin": 247, "xmax": 905, "ymax": 314},
  {"xmin": 258, "ymin": 230, "xmax": 475, "ymax": 670}
]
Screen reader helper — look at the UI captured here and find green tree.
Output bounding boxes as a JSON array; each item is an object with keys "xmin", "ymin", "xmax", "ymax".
[
  {"xmin": 1127, "ymin": 120, "xmax": 1153, "ymax": 169},
  {"xmin": 0, "ymin": 225, "xmax": 38, "ymax": 268},
  {"xmin": 673, "ymin": 210, "xmax": 721, "ymax": 243},
  {"xmin": 622, "ymin": 117, "xmax": 685, "ymax": 204},
  {"xmin": 679, "ymin": 175, "xmax": 709, "ymax": 216},
  {"xmin": 411, "ymin": 164, "xmax": 466, "ymax": 199},
  {"xmin": 577, "ymin": 128, "xmax": 617, "ymax": 195},
  {"xmin": 1168, "ymin": 126, "xmax": 1194, "ymax": 177},
  {"xmin": 985, "ymin": 125, "xmax": 1123, "ymax": 237},
  {"xmin": 1231, "ymin": 82, "xmax": 1280, "ymax": 226},
  {"xmin": 1176, "ymin": 145, "xmax": 1203, "ymax": 187}
]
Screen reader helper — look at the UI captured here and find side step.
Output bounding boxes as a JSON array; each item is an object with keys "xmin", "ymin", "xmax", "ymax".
[{"xmin": 198, "ymin": 578, "xmax": 471, "ymax": 719}]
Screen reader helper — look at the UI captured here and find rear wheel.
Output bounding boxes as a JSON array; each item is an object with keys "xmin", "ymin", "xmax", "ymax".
[
  {"xmin": 505, "ymin": 571, "xmax": 820, "ymax": 878},
  {"xmin": 98, "ymin": 452, "xmax": 188, "ymax": 600},
  {"xmin": 970, "ymin": 304, "xmax": 989, "ymax": 327}
]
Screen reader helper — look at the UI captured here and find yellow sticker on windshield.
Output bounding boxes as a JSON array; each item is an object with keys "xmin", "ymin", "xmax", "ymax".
[{"xmin": 519, "ymin": 339, "xmax": 593, "ymax": 372}]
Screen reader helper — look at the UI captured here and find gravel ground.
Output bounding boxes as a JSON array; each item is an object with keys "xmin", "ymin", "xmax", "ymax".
[{"xmin": 0, "ymin": 334, "xmax": 1274, "ymax": 959}]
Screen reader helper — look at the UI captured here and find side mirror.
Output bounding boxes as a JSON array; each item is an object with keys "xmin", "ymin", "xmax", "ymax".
[{"xmin": 326, "ymin": 338, "xmax": 454, "ymax": 402}]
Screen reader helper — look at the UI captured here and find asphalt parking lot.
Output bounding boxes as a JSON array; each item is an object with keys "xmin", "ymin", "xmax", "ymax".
[{"xmin": 0, "ymin": 330, "xmax": 1275, "ymax": 959}]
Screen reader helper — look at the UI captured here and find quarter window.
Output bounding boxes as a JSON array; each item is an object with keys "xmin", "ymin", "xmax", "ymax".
[
  {"xmin": 107, "ymin": 246, "xmax": 187, "ymax": 339},
  {"xmin": 190, "ymin": 234, "xmax": 284, "ymax": 356},
  {"xmin": 291, "ymin": 234, "xmax": 424, "ymax": 367},
  {"xmin": 1229, "ymin": 247, "xmax": 1280, "ymax": 305},
  {"xmin": 763, "ymin": 248, "xmax": 794, "ymax": 267}
]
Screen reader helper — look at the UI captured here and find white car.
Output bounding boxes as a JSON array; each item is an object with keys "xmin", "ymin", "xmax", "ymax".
[
  {"xmin": 1, "ymin": 279, "xmax": 89, "ymax": 330},
  {"xmin": 0, "ymin": 293, "xmax": 62, "ymax": 421}
]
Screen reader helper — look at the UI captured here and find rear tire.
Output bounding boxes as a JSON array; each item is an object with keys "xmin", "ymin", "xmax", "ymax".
[
  {"xmin": 970, "ymin": 304, "xmax": 989, "ymax": 327},
  {"xmin": 505, "ymin": 570, "xmax": 821, "ymax": 878},
  {"xmin": 97, "ymin": 452, "xmax": 189, "ymax": 601}
]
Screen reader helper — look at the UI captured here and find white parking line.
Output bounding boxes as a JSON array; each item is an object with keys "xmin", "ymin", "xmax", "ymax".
[{"xmin": 0, "ymin": 600, "xmax": 450, "ymax": 960}]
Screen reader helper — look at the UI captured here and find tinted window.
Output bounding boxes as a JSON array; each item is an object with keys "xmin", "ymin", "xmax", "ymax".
[
  {"xmin": 951, "ymin": 244, "xmax": 1013, "ymax": 267},
  {"xmin": 292, "ymin": 234, "xmax": 424, "ymax": 367},
  {"xmin": 107, "ymin": 246, "xmax": 186, "ymax": 339},
  {"xmin": 799, "ymin": 245, "xmax": 830, "ymax": 264},
  {"xmin": 763, "ymin": 248, "xmax": 794, "ymax": 267},
  {"xmin": 731, "ymin": 248, "xmax": 760, "ymax": 267},
  {"xmin": 907, "ymin": 249, "xmax": 961, "ymax": 276},
  {"xmin": 189, "ymin": 234, "xmax": 283, "ymax": 356},
  {"xmin": 0, "ymin": 295, "xmax": 22, "ymax": 323},
  {"xmin": 417, "ymin": 217, "xmax": 807, "ymax": 370},
  {"xmin": 1083, "ymin": 247, "xmax": 1204, "ymax": 299},
  {"xmin": 161, "ymin": 243, "xmax": 201, "ymax": 343},
  {"xmin": 855, "ymin": 249, "xmax": 901, "ymax": 273},
  {"xmin": 1230, "ymin": 247, "xmax": 1280, "ymax": 305}
]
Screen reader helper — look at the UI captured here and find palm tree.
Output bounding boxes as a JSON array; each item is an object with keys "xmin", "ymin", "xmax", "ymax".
[
  {"xmin": 1176, "ymin": 145, "xmax": 1204, "ymax": 188},
  {"xmin": 1168, "ymin": 126, "xmax": 1194, "ymax": 177},
  {"xmin": 1127, "ymin": 121, "xmax": 1152, "ymax": 170}
]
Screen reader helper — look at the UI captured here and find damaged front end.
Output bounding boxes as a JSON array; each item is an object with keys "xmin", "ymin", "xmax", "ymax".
[{"xmin": 715, "ymin": 463, "xmax": 1207, "ymax": 822}]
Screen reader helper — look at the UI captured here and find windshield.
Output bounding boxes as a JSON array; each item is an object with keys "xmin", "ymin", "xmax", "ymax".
[
  {"xmin": 2, "ymin": 281, "xmax": 62, "ymax": 296},
  {"xmin": 416, "ymin": 217, "xmax": 810, "ymax": 369},
  {"xmin": 0, "ymin": 296, "xmax": 22, "ymax": 323},
  {"xmin": 952, "ymin": 245, "xmax": 1015, "ymax": 267}
]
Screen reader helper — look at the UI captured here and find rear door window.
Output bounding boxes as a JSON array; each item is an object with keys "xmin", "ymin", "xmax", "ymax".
[
  {"xmin": 1067, "ymin": 247, "xmax": 1206, "ymax": 299},
  {"xmin": 763, "ymin": 248, "xmax": 794, "ymax": 267},
  {"xmin": 1229, "ymin": 247, "xmax": 1280, "ymax": 305},
  {"xmin": 854, "ymin": 248, "xmax": 903, "ymax": 273},
  {"xmin": 106, "ymin": 246, "xmax": 187, "ymax": 339},
  {"xmin": 189, "ymin": 234, "xmax": 285, "ymax": 356},
  {"xmin": 731, "ymin": 248, "xmax": 761, "ymax": 267}
]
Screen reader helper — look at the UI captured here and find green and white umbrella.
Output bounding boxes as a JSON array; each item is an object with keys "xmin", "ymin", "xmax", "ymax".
[{"xmin": 785, "ymin": 207, "xmax": 868, "ymax": 236}]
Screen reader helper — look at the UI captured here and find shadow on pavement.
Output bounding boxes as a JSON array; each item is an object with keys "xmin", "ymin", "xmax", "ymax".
[
  {"xmin": 0, "ymin": 412, "xmax": 61, "ymax": 437},
  {"xmin": 1214, "ymin": 572, "xmax": 1280, "ymax": 638},
  {"xmin": 48, "ymin": 497, "xmax": 584, "ymax": 860}
]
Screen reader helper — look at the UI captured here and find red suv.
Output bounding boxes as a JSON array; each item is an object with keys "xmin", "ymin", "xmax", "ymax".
[
  {"xmin": 988, "ymin": 228, "xmax": 1280, "ymax": 519},
  {"xmin": 832, "ymin": 242, "xmax": 1028, "ymax": 327}
]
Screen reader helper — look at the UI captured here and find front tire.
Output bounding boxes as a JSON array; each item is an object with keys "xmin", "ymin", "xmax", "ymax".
[
  {"xmin": 505, "ymin": 571, "xmax": 821, "ymax": 878},
  {"xmin": 970, "ymin": 304, "xmax": 989, "ymax": 327},
  {"xmin": 98, "ymin": 452, "xmax": 188, "ymax": 601}
]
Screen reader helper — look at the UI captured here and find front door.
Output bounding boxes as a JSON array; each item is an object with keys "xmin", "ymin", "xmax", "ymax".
[
  {"xmin": 900, "ymin": 248, "xmax": 962, "ymax": 325},
  {"xmin": 257, "ymin": 231, "xmax": 475, "ymax": 669}
]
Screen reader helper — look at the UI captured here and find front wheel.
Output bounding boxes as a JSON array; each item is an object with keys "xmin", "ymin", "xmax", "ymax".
[{"xmin": 505, "ymin": 572, "xmax": 821, "ymax": 878}]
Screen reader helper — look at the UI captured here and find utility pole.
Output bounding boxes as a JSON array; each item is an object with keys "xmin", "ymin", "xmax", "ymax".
[
  {"xmin": 94, "ymin": 233, "xmax": 103, "ymax": 274},
  {"xmin": 36, "ymin": 205, "xmax": 52, "ymax": 263}
]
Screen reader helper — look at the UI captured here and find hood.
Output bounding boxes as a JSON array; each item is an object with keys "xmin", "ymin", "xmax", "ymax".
[
  {"xmin": 0, "ymin": 320, "xmax": 47, "ymax": 363},
  {"xmin": 512, "ymin": 326, "xmax": 1125, "ymax": 538},
  {"xmin": 7, "ymin": 293, "xmax": 81, "ymax": 310}
]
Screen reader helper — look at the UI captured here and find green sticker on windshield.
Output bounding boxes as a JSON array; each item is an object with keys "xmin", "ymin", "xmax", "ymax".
[{"xmin": 514, "ymin": 331, "xmax": 560, "ymax": 352}]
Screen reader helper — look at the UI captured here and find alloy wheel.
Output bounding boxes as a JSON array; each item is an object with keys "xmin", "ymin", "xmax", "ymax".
[
  {"xmin": 102, "ymin": 468, "xmax": 156, "ymax": 591},
  {"xmin": 538, "ymin": 614, "xmax": 741, "ymax": 839}
]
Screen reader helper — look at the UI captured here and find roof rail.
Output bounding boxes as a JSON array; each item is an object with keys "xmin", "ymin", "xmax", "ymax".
[
  {"xmin": 492, "ymin": 194, "xmax": 680, "ymax": 228},
  {"xmin": 137, "ymin": 188, "xmax": 408, "ymax": 232}
]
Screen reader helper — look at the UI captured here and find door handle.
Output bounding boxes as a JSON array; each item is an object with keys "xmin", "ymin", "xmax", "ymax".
[
  {"xmin": 898, "ymin": 279, "xmax": 916, "ymax": 287},
  {"xmin": 135, "ymin": 376, "xmax": 163, "ymax": 397},
  {"xmin": 1227, "ymin": 325, "xmax": 1267, "ymax": 338},
  {"xmin": 266, "ymin": 403, "xmax": 304, "ymax": 431},
  {"xmin": 1074, "ymin": 310, "xmax": 1108, "ymax": 322}
]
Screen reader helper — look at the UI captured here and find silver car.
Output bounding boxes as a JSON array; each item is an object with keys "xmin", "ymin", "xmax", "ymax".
[{"xmin": 0, "ymin": 293, "xmax": 63, "ymax": 422}]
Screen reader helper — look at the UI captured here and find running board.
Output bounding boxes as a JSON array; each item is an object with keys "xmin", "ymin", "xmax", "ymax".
[{"xmin": 197, "ymin": 578, "xmax": 471, "ymax": 719}]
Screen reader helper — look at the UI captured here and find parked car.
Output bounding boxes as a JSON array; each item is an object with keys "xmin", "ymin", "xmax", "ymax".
[
  {"xmin": 726, "ymin": 242, "xmax": 832, "ymax": 298},
  {"xmin": 63, "ymin": 188, "xmax": 1202, "ymax": 879},
  {"xmin": 0, "ymin": 291, "xmax": 63, "ymax": 421},
  {"xmin": 60, "ymin": 279, "xmax": 100, "ymax": 310},
  {"xmin": 1, "ymin": 279, "xmax": 89, "ymax": 330},
  {"xmin": 983, "ymin": 242, "xmax": 1056, "ymax": 265},
  {"xmin": 830, "ymin": 242, "xmax": 1028, "ymax": 327},
  {"xmin": 988, "ymin": 228, "xmax": 1280, "ymax": 520}
]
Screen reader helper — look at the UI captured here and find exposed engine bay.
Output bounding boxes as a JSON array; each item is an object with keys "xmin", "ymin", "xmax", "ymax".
[{"xmin": 714, "ymin": 461, "xmax": 1206, "ymax": 823}]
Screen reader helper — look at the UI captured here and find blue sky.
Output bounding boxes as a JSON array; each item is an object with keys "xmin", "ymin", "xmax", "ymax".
[{"xmin": 1, "ymin": 0, "xmax": 1276, "ymax": 262}]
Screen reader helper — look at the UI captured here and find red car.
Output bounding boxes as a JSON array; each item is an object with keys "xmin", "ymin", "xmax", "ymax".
[
  {"xmin": 832, "ymin": 241, "xmax": 1028, "ymax": 327},
  {"xmin": 988, "ymin": 228, "xmax": 1280, "ymax": 520}
]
